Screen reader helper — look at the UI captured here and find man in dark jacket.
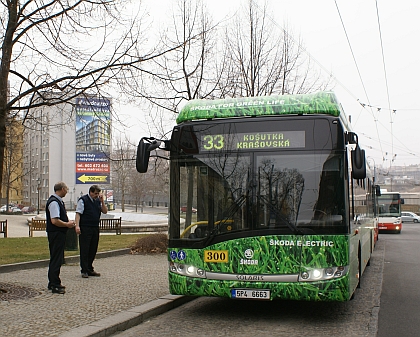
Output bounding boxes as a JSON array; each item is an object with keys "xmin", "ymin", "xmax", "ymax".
[
  {"xmin": 46, "ymin": 182, "xmax": 75, "ymax": 294},
  {"xmin": 75, "ymin": 185, "xmax": 108, "ymax": 278}
]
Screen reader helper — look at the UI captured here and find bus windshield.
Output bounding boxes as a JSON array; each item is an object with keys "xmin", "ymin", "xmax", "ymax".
[
  {"xmin": 170, "ymin": 120, "xmax": 348, "ymax": 241},
  {"xmin": 173, "ymin": 148, "xmax": 347, "ymax": 242},
  {"xmin": 378, "ymin": 194, "xmax": 401, "ymax": 217}
]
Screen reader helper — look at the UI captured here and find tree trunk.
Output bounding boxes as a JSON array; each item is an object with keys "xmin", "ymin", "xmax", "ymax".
[{"xmin": 0, "ymin": 1, "xmax": 18, "ymax": 189}]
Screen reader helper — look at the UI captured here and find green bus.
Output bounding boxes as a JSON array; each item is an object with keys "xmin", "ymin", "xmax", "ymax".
[{"xmin": 136, "ymin": 91, "xmax": 378, "ymax": 301}]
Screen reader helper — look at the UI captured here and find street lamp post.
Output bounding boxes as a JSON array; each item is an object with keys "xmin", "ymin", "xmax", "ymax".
[
  {"xmin": 367, "ymin": 157, "xmax": 379, "ymax": 216},
  {"xmin": 37, "ymin": 178, "xmax": 41, "ymax": 214},
  {"xmin": 72, "ymin": 187, "xmax": 76, "ymax": 210},
  {"xmin": 65, "ymin": 187, "xmax": 79, "ymax": 251},
  {"xmin": 367, "ymin": 157, "xmax": 376, "ymax": 184}
]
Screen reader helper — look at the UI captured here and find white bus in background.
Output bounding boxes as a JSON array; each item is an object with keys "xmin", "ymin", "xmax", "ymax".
[{"xmin": 378, "ymin": 190, "xmax": 404, "ymax": 234}]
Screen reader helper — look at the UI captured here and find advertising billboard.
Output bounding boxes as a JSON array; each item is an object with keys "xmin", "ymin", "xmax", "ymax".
[{"xmin": 75, "ymin": 97, "xmax": 111, "ymax": 184}]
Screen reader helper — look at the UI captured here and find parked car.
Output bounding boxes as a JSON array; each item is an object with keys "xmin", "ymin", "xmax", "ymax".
[
  {"xmin": 21, "ymin": 206, "xmax": 36, "ymax": 214},
  {"xmin": 180, "ymin": 206, "xmax": 197, "ymax": 213},
  {"xmin": 401, "ymin": 211, "xmax": 420, "ymax": 223},
  {"xmin": 11, "ymin": 207, "xmax": 22, "ymax": 213},
  {"xmin": 0, "ymin": 204, "xmax": 16, "ymax": 212}
]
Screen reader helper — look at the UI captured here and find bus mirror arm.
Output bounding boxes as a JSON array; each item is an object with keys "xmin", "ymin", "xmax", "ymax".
[
  {"xmin": 136, "ymin": 137, "xmax": 165, "ymax": 173},
  {"xmin": 346, "ymin": 131, "xmax": 358, "ymax": 145},
  {"xmin": 147, "ymin": 138, "xmax": 161, "ymax": 152},
  {"xmin": 163, "ymin": 140, "xmax": 171, "ymax": 151}
]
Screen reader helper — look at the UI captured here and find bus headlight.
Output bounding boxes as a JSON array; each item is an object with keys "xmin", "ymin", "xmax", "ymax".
[
  {"xmin": 299, "ymin": 266, "xmax": 349, "ymax": 282},
  {"xmin": 312, "ymin": 269, "xmax": 322, "ymax": 279},
  {"xmin": 169, "ymin": 262, "xmax": 206, "ymax": 278}
]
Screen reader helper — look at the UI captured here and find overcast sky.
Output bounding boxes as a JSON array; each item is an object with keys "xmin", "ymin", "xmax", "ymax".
[{"xmin": 121, "ymin": 0, "xmax": 420, "ymax": 169}]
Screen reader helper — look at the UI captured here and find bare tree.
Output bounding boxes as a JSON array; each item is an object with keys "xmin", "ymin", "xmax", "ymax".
[
  {"xmin": 147, "ymin": 154, "xmax": 169, "ymax": 206},
  {"xmin": 127, "ymin": 168, "xmax": 146, "ymax": 212},
  {"xmin": 223, "ymin": 0, "xmax": 331, "ymax": 97},
  {"xmin": 111, "ymin": 137, "xmax": 136, "ymax": 212},
  {"xmin": 126, "ymin": 0, "xmax": 331, "ymax": 138},
  {"xmin": 111, "ymin": 137, "xmax": 169, "ymax": 212},
  {"xmin": 0, "ymin": 0, "xmax": 181, "ymax": 188},
  {"xmin": 122, "ymin": 0, "xmax": 228, "ymax": 138}
]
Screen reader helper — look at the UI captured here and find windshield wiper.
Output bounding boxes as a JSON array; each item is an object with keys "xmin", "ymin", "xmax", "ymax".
[
  {"xmin": 258, "ymin": 195, "xmax": 303, "ymax": 235},
  {"xmin": 204, "ymin": 193, "xmax": 248, "ymax": 246}
]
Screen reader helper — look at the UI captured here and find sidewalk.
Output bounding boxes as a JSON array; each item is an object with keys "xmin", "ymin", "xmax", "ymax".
[
  {"xmin": 0, "ymin": 212, "xmax": 192, "ymax": 337},
  {"xmin": 0, "ymin": 208, "xmax": 169, "ymax": 238}
]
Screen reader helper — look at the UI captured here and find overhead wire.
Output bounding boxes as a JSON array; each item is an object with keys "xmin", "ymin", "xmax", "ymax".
[
  {"xmin": 375, "ymin": 0, "xmax": 395, "ymax": 167},
  {"xmin": 251, "ymin": 2, "xmax": 358, "ymax": 101},
  {"xmin": 252, "ymin": 1, "xmax": 418, "ymax": 165},
  {"xmin": 333, "ymin": 1, "xmax": 372, "ymax": 109},
  {"xmin": 360, "ymin": 132, "xmax": 420, "ymax": 161},
  {"xmin": 334, "ymin": 0, "xmax": 386, "ymax": 159},
  {"xmin": 253, "ymin": 1, "xmax": 382, "ymax": 131}
]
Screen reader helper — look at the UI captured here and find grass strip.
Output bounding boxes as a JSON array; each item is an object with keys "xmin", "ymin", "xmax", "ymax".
[{"xmin": 0, "ymin": 234, "xmax": 145, "ymax": 265}]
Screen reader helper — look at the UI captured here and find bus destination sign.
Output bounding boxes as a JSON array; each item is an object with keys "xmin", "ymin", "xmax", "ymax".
[{"xmin": 200, "ymin": 131, "xmax": 305, "ymax": 151}]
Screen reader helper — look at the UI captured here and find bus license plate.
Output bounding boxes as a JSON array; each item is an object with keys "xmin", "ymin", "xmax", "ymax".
[{"xmin": 231, "ymin": 289, "xmax": 270, "ymax": 300}]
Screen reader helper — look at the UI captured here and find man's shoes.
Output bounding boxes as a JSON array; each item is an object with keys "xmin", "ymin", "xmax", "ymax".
[
  {"xmin": 81, "ymin": 271, "xmax": 100, "ymax": 278},
  {"xmin": 88, "ymin": 271, "xmax": 101, "ymax": 277},
  {"xmin": 51, "ymin": 286, "xmax": 65, "ymax": 294},
  {"xmin": 48, "ymin": 284, "xmax": 65, "ymax": 290}
]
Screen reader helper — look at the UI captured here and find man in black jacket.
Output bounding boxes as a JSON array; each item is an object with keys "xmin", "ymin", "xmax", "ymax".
[
  {"xmin": 46, "ymin": 182, "xmax": 75, "ymax": 294},
  {"xmin": 75, "ymin": 185, "xmax": 108, "ymax": 278}
]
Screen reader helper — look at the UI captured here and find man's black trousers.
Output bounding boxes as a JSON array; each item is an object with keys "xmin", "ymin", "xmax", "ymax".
[
  {"xmin": 79, "ymin": 226, "xmax": 100, "ymax": 274},
  {"xmin": 47, "ymin": 231, "xmax": 67, "ymax": 287}
]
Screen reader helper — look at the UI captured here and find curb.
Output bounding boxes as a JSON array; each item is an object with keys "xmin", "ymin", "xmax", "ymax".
[
  {"xmin": 59, "ymin": 295, "xmax": 195, "ymax": 337},
  {"xmin": 0, "ymin": 248, "xmax": 131, "ymax": 273}
]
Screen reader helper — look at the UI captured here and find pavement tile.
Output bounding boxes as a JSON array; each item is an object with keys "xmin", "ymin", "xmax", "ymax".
[
  {"xmin": 0, "ymin": 210, "xmax": 188, "ymax": 337},
  {"xmin": 0, "ymin": 253, "xmax": 170, "ymax": 337}
]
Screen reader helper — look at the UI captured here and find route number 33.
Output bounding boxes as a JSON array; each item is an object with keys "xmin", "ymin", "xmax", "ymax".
[{"xmin": 203, "ymin": 135, "xmax": 224, "ymax": 150}]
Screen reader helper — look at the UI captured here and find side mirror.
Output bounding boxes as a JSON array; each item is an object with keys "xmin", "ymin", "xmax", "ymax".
[
  {"xmin": 375, "ymin": 185, "xmax": 381, "ymax": 196},
  {"xmin": 346, "ymin": 131, "xmax": 358, "ymax": 145},
  {"xmin": 136, "ymin": 138, "xmax": 161, "ymax": 173},
  {"xmin": 351, "ymin": 145, "xmax": 366, "ymax": 179},
  {"xmin": 401, "ymin": 198, "xmax": 405, "ymax": 205}
]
